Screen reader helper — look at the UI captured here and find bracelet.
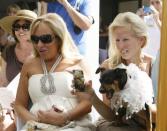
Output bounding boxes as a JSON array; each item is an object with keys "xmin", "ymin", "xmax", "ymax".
[{"xmin": 63, "ymin": 111, "xmax": 71, "ymax": 125}]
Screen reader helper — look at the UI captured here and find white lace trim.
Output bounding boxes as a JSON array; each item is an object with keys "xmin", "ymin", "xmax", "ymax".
[{"xmin": 110, "ymin": 63, "xmax": 153, "ymax": 119}]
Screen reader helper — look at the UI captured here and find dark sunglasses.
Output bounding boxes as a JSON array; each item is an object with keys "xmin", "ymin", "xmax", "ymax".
[
  {"xmin": 12, "ymin": 23, "xmax": 30, "ymax": 31},
  {"xmin": 31, "ymin": 34, "xmax": 55, "ymax": 44}
]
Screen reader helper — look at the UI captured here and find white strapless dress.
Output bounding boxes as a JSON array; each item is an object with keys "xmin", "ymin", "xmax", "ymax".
[{"xmin": 22, "ymin": 71, "xmax": 94, "ymax": 131}]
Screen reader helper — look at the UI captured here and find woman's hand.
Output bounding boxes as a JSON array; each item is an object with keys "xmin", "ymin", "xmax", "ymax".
[
  {"xmin": 37, "ymin": 108, "xmax": 67, "ymax": 126},
  {"xmin": 72, "ymin": 80, "xmax": 95, "ymax": 102}
]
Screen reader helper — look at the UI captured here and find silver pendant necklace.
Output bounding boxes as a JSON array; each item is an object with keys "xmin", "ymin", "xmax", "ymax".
[{"xmin": 40, "ymin": 55, "xmax": 62, "ymax": 95}]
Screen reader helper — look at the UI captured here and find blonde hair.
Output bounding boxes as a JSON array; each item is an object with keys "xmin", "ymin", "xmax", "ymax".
[
  {"xmin": 30, "ymin": 13, "xmax": 82, "ymax": 63},
  {"xmin": 108, "ymin": 12, "xmax": 148, "ymax": 68},
  {"xmin": 6, "ymin": 4, "xmax": 20, "ymax": 16}
]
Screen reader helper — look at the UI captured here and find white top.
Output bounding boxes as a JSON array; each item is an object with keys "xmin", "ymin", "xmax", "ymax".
[
  {"xmin": 27, "ymin": 71, "xmax": 94, "ymax": 131},
  {"xmin": 143, "ymin": 15, "xmax": 161, "ymax": 58},
  {"xmin": 0, "ymin": 73, "xmax": 20, "ymax": 109},
  {"xmin": 29, "ymin": 72, "xmax": 75, "ymax": 104}
]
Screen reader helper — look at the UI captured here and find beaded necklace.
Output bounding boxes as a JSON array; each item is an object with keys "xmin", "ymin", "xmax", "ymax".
[{"xmin": 40, "ymin": 55, "xmax": 62, "ymax": 94}]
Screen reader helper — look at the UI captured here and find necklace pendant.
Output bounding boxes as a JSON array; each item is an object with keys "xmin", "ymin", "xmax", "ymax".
[
  {"xmin": 40, "ymin": 55, "xmax": 62, "ymax": 95},
  {"xmin": 40, "ymin": 73, "xmax": 56, "ymax": 94}
]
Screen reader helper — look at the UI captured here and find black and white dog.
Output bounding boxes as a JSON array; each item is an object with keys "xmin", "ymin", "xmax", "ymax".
[
  {"xmin": 96, "ymin": 63, "xmax": 153, "ymax": 130},
  {"xmin": 96, "ymin": 67, "xmax": 127, "ymax": 99}
]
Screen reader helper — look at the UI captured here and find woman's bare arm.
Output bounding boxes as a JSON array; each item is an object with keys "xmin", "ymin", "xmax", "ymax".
[{"xmin": 14, "ymin": 60, "xmax": 38, "ymax": 123}]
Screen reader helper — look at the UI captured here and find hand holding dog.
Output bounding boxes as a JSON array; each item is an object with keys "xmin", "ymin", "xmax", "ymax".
[{"xmin": 71, "ymin": 80, "xmax": 95, "ymax": 102}]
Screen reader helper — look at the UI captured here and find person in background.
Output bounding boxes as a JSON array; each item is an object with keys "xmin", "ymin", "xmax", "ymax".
[
  {"xmin": 0, "ymin": 4, "xmax": 21, "ymax": 88},
  {"xmin": 150, "ymin": 49, "xmax": 160, "ymax": 130},
  {"xmin": 38, "ymin": 0, "xmax": 95, "ymax": 55},
  {"xmin": 0, "ymin": 10, "xmax": 37, "ymax": 86},
  {"xmin": 150, "ymin": 0, "xmax": 162, "ymax": 21},
  {"xmin": 6, "ymin": 3, "xmax": 21, "ymax": 43},
  {"xmin": 0, "ymin": 9, "xmax": 37, "ymax": 131},
  {"xmin": 151, "ymin": 50, "xmax": 160, "ymax": 103},
  {"xmin": 99, "ymin": 16, "xmax": 108, "ymax": 64},
  {"xmin": 0, "ymin": 3, "xmax": 20, "ymax": 52},
  {"xmin": 136, "ymin": 0, "xmax": 162, "ymax": 58},
  {"xmin": 6, "ymin": 3, "xmax": 21, "ymax": 16},
  {"xmin": 0, "ymin": 27, "xmax": 10, "ymax": 53},
  {"xmin": 150, "ymin": 0, "xmax": 163, "ymax": 103},
  {"xmin": 78, "ymin": 12, "xmax": 155, "ymax": 131},
  {"xmin": 14, "ymin": 13, "xmax": 95, "ymax": 131}
]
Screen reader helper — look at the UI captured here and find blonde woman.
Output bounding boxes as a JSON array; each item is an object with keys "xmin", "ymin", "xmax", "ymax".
[
  {"xmin": 15, "ymin": 13, "xmax": 95, "ymax": 131},
  {"xmin": 81, "ymin": 12, "xmax": 154, "ymax": 131}
]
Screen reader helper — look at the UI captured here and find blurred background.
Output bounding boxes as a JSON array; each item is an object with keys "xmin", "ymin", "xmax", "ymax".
[{"xmin": 0, "ymin": 0, "xmax": 38, "ymax": 18}]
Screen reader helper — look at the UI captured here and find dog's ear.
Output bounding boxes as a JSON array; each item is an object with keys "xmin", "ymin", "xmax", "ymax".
[
  {"xmin": 115, "ymin": 68, "xmax": 127, "ymax": 90},
  {"xmin": 95, "ymin": 67, "xmax": 106, "ymax": 74}
]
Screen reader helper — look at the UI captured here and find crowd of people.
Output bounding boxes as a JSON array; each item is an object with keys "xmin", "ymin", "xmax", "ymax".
[{"xmin": 0, "ymin": 0, "xmax": 163, "ymax": 131}]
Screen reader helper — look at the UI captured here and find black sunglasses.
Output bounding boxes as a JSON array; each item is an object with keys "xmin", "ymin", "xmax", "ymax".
[
  {"xmin": 31, "ymin": 34, "xmax": 55, "ymax": 44},
  {"xmin": 12, "ymin": 23, "xmax": 30, "ymax": 31}
]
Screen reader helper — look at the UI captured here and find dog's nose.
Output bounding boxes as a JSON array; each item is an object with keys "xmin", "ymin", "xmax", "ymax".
[{"xmin": 99, "ymin": 86, "xmax": 106, "ymax": 93}]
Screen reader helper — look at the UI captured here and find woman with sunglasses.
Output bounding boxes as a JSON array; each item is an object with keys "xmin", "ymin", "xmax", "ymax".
[
  {"xmin": 14, "ymin": 13, "xmax": 95, "ymax": 131},
  {"xmin": 0, "ymin": 10, "xmax": 37, "ymax": 131},
  {"xmin": 0, "ymin": 10, "xmax": 37, "ymax": 86}
]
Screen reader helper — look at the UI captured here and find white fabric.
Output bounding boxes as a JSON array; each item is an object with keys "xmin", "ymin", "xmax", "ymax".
[
  {"xmin": 0, "ymin": 73, "xmax": 21, "ymax": 131},
  {"xmin": 24, "ymin": 71, "xmax": 94, "ymax": 131},
  {"xmin": 0, "ymin": 73, "xmax": 20, "ymax": 109},
  {"xmin": 0, "ymin": 88, "xmax": 15, "ymax": 109},
  {"xmin": 111, "ymin": 63, "xmax": 153, "ymax": 119},
  {"xmin": 7, "ymin": 73, "xmax": 20, "ymax": 96},
  {"xmin": 142, "ymin": 15, "xmax": 160, "ymax": 58}
]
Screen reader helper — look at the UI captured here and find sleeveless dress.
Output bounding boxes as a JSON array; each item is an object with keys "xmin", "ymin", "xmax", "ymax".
[{"xmin": 23, "ymin": 71, "xmax": 94, "ymax": 131}]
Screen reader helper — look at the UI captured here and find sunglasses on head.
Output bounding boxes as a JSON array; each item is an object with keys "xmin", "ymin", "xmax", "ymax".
[
  {"xmin": 12, "ymin": 23, "xmax": 30, "ymax": 31},
  {"xmin": 31, "ymin": 34, "xmax": 55, "ymax": 44}
]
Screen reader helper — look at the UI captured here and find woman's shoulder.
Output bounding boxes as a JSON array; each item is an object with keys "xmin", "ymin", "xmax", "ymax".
[
  {"xmin": 142, "ymin": 53, "xmax": 154, "ymax": 75},
  {"xmin": 143, "ymin": 53, "xmax": 154, "ymax": 64},
  {"xmin": 22, "ymin": 57, "xmax": 41, "ymax": 77}
]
